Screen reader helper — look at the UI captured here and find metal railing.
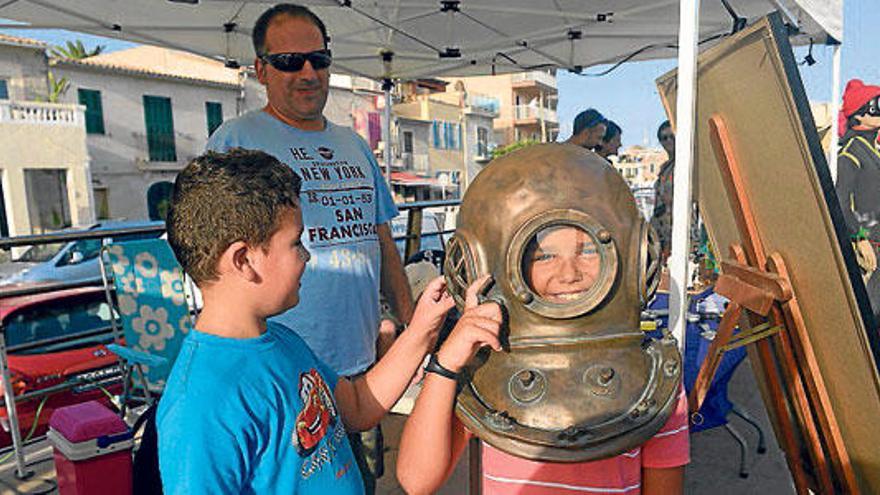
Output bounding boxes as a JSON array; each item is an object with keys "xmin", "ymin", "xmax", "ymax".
[
  {"xmin": 0, "ymin": 198, "xmax": 461, "ymax": 477},
  {"xmin": 511, "ymin": 70, "xmax": 557, "ymax": 88},
  {"xmin": 513, "ymin": 104, "xmax": 559, "ymax": 123}
]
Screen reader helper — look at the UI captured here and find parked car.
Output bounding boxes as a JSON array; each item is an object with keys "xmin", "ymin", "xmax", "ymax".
[
  {"xmin": 0, "ymin": 286, "xmax": 121, "ymax": 447},
  {"xmin": 1, "ymin": 220, "xmax": 164, "ymax": 287}
]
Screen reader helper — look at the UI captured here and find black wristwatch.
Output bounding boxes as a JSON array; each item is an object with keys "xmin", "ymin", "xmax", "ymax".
[{"xmin": 424, "ymin": 354, "xmax": 459, "ymax": 381}]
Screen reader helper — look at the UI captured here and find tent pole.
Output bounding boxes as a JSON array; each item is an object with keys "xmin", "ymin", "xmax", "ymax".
[
  {"xmin": 829, "ymin": 44, "xmax": 841, "ymax": 182},
  {"xmin": 383, "ymin": 80, "xmax": 393, "ymax": 185},
  {"xmin": 669, "ymin": 0, "xmax": 701, "ymax": 352}
]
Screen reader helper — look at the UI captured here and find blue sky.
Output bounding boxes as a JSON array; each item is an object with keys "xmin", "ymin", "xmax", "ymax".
[
  {"xmin": 557, "ymin": 0, "xmax": 880, "ymax": 146},
  {"xmin": 2, "ymin": 1, "xmax": 877, "ymax": 148}
]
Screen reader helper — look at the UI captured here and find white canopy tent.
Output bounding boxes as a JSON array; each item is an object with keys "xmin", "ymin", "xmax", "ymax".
[
  {"xmin": 0, "ymin": 0, "xmax": 844, "ymax": 478},
  {"xmin": 0, "ymin": 1, "xmax": 841, "ymax": 80}
]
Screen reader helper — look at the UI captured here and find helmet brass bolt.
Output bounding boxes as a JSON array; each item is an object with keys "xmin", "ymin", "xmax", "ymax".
[
  {"xmin": 517, "ymin": 290, "xmax": 534, "ymax": 304},
  {"xmin": 517, "ymin": 370, "xmax": 536, "ymax": 388},
  {"xmin": 597, "ymin": 230, "xmax": 612, "ymax": 244},
  {"xmin": 598, "ymin": 367, "xmax": 615, "ymax": 386}
]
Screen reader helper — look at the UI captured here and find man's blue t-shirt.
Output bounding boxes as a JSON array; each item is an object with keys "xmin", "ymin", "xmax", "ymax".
[
  {"xmin": 157, "ymin": 322, "xmax": 363, "ymax": 494},
  {"xmin": 207, "ymin": 111, "xmax": 399, "ymax": 376}
]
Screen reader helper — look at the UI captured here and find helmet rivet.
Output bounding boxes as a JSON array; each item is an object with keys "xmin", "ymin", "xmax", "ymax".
[
  {"xmin": 517, "ymin": 290, "xmax": 534, "ymax": 304},
  {"xmin": 597, "ymin": 229, "xmax": 612, "ymax": 244}
]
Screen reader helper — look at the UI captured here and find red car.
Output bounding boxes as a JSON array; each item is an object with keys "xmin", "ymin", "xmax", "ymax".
[{"xmin": 0, "ymin": 286, "xmax": 122, "ymax": 447}]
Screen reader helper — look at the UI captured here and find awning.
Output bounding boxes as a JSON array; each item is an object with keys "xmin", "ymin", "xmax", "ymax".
[
  {"xmin": 0, "ymin": 1, "xmax": 840, "ymax": 81},
  {"xmin": 391, "ymin": 171, "xmax": 440, "ymax": 187}
]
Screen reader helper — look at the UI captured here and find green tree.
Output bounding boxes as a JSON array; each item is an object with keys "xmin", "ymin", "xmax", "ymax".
[
  {"xmin": 491, "ymin": 139, "xmax": 539, "ymax": 159},
  {"xmin": 49, "ymin": 40, "xmax": 104, "ymax": 60},
  {"xmin": 45, "ymin": 71, "xmax": 70, "ymax": 103}
]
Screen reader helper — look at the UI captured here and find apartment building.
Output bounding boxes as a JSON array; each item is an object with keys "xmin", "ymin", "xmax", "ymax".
[
  {"xmin": 391, "ymin": 79, "xmax": 497, "ymax": 201},
  {"xmin": 446, "ymin": 70, "xmax": 559, "ymax": 147},
  {"xmin": 0, "ymin": 34, "xmax": 93, "ymax": 238}
]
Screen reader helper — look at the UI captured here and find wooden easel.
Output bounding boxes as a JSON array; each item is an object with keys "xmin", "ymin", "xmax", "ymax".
[{"xmin": 688, "ymin": 115, "xmax": 858, "ymax": 494}]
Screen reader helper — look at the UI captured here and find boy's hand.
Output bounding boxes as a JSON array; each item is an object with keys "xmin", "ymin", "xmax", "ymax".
[
  {"xmin": 407, "ymin": 276, "xmax": 456, "ymax": 344},
  {"xmin": 435, "ymin": 274, "xmax": 503, "ymax": 373}
]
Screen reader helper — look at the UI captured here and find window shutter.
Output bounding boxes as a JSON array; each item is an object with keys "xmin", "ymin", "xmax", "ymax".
[
  {"xmin": 205, "ymin": 101, "xmax": 223, "ymax": 136},
  {"xmin": 143, "ymin": 95, "xmax": 177, "ymax": 162},
  {"xmin": 78, "ymin": 89, "xmax": 105, "ymax": 135}
]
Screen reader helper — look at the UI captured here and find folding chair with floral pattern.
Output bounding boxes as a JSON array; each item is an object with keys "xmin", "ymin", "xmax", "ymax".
[{"xmin": 100, "ymin": 238, "xmax": 193, "ymax": 415}]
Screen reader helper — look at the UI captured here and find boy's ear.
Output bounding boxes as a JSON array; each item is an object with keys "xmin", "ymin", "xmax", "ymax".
[{"xmin": 219, "ymin": 240, "xmax": 261, "ymax": 283}]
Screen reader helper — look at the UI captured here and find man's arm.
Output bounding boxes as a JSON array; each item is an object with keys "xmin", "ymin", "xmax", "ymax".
[{"xmin": 377, "ymin": 223, "xmax": 414, "ymax": 324}]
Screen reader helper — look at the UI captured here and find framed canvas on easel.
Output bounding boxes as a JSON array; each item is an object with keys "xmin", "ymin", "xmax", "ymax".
[{"xmin": 657, "ymin": 12, "xmax": 880, "ymax": 494}]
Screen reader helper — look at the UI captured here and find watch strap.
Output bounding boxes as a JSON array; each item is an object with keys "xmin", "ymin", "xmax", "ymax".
[{"xmin": 424, "ymin": 353, "xmax": 459, "ymax": 381}]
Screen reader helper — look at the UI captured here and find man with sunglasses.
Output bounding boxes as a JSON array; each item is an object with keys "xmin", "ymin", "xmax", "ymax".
[
  {"xmin": 206, "ymin": 5, "xmax": 413, "ymax": 493},
  {"xmin": 836, "ymin": 79, "xmax": 880, "ymax": 325},
  {"xmin": 651, "ymin": 121, "xmax": 677, "ymax": 262}
]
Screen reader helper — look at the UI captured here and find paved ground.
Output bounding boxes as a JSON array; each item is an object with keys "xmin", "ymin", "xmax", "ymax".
[{"xmin": 0, "ymin": 356, "xmax": 794, "ymax": 494}]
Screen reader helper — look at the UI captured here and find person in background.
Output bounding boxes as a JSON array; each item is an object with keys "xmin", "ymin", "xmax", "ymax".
[
  {"xmin": 595, "ymin": 120, "xmax": 622, "ymax": 161},
  {"xmin": 566, "ymin": 108, "xmax": 608, "ymax": 150},
  {"xmin": 650, "ymin": 120, "xmax": 676, "ymax": 262}
]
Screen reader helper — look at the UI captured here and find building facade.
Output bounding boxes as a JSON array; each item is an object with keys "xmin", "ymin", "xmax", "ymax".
[
  {"xmin": 446, "ymin": 70, "xmax": 559, "ymax": 147},
  {"xmin": 53, "ymin": 46, "xmax": 385, "ymax": 222},
  {"xmin": 0, "ymin": 34, "xmax": 93, "ymax": 239},
  {"xmin": 391, "ymin": 79, "xmax": 497, "ymax": 202},
  {"xmin": 614, "ymin": 145, "xmax": 669, "ymax": 188}
]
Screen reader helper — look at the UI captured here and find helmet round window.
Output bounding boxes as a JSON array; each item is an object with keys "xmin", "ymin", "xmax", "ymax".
[
  {"xmin": 507, "ymin": 209, "xmax": 619, "ymax": 319},
  {"xmin": 521, "ymin": 225, "xmax": 601, "ymax": 305}
]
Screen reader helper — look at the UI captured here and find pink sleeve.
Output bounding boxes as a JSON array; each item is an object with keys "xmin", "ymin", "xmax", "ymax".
[{"xmin": 641, "ymin": 388, "xmax": 690, "ymax": 469}]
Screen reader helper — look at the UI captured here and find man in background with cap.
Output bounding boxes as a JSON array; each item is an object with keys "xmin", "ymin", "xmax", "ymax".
[{"xmin": 836, "ymin": 79, "xmax": 880, "ymax": 325}]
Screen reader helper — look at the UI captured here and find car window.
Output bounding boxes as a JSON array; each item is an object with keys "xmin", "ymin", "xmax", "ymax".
[
  {"xmin": 4, "ymin": 295, "xmax": 115, "ymax": 353},
  {"xmin": 16, "ymin": 242, "xmax": 65, "ymax": 263}
]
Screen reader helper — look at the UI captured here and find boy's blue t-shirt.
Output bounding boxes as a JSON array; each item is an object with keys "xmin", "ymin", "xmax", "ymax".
[
  {"xmin": 157, "ymin": 322, "xmax": 363, "ymax": 494},
  {"xmin": 207, "ymin": 111, "xmax": 399, "ymax": 376}
]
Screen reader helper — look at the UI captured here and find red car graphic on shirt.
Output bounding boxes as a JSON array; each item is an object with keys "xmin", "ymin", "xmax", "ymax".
[{"xmin": 292, "ymin": 368, "xmax": 337, "ymax": 456}]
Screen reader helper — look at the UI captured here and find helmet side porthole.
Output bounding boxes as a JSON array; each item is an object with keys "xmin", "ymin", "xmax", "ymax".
[{"xmin": 444, "ymin": 235, "xmax": 477, "ymax": 308}]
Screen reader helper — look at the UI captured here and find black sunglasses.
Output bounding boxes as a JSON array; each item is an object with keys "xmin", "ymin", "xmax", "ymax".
[{"xmin": 260, "ymin": 49, "xmax": 332, "ymax": 72}]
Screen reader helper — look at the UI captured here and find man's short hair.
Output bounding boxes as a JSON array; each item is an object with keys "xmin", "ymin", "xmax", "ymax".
[
  {"xmin": 572, "ymin": 109, "xmax": 606, "ymax": 136},
  {"xmin": 602, "ymin": 120, "xmax": 622, "ymax": 142},
  {"xmin": 657, "ymin": 120, "xmax": 672, "ymax": 141},
  {"xmin": 252, "ymin": 3, "xmax": 329, "ymax": 56},
  {"xmin": 167, "ymin": 149, "xmax": 302, "ymax": 284}
]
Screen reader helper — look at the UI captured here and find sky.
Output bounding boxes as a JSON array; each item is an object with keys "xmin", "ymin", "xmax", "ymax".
[
  {"xmin": 556, "ymin": 0, "xmax": 880, "ymax": 147},
  {"xmin": 1, "ymin": 1, "xmax": 878, "ymax": 149}
]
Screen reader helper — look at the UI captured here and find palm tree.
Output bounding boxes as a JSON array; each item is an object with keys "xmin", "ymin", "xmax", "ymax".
[
  {"xmin": 45, "ymin": 71, "xmax": 70, "ymax": 103},
  {"xmin": 49, "ymin": 40, "xmax": 104, "ymax": 60}
]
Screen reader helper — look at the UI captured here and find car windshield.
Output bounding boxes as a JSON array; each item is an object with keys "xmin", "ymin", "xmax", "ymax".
[
  {"xmin": 5, "ymin": 295, "xmax": 115, "ymax": 354},
  {"xmin": 15, "ymin": 242, "xmax": 66, "ymax": 263}
]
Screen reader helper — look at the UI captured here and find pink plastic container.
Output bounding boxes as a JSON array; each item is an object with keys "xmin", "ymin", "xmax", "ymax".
[{"xmin": 47, "ymin": 401, "xmax": 133, "ymax": 495}]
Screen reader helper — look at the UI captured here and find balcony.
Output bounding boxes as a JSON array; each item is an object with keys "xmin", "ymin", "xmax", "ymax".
[
  {"xmin": 0, "ymin": 101, "xmax": 84, "ymax": 126},
  {"xmin": 513, "ymin": 105, "xmax": 558, "ymax": 124},
  {"xmin": 511, "ymin": 70, "xmax": 557, "ymax": 91},
  {"xmin": 466, "ymin": 93, "xmax": 500, "ymax": 117}
]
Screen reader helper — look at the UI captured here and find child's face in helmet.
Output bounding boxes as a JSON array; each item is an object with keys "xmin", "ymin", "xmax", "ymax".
[{"xmin": 523, "ymin": 225, "xmax": 601, "ymax": 304}]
